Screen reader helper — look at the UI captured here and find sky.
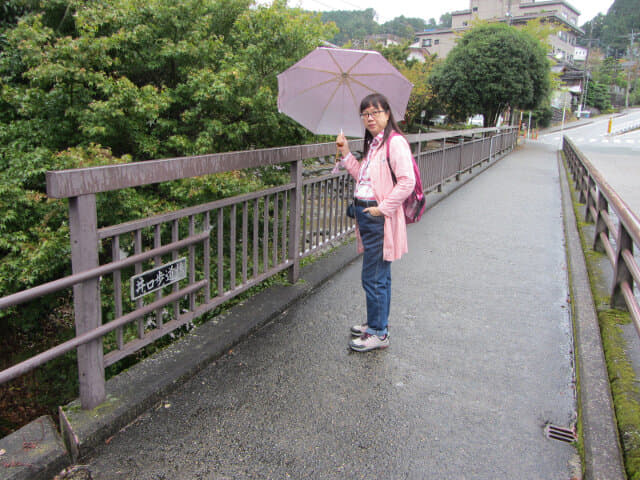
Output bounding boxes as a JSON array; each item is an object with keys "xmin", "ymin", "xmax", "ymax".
[{"xmin": 285, "ymin": 0, "xmax": 614, "ymax": 25}]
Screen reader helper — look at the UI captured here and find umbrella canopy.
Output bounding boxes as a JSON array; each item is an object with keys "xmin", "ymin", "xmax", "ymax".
[{"xmin": 277, "ymin": 47, "xmax": 413, "ymax": 138}]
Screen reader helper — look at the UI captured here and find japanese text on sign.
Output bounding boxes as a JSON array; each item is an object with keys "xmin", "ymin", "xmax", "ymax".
[{"xmin": 130, "ymin": 258, "xmax": 187, "ymax": 301}]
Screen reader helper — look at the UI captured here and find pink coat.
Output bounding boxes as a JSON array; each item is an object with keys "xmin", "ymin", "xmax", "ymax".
[{"xmin": 342, "ymin": 133, "xmax": 416, "ymax": 261}]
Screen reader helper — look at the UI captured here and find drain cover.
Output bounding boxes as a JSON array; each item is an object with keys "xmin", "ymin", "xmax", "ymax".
[{"xmin": 545, "ymin": 424, "xmax": 577, "ymax": 443}]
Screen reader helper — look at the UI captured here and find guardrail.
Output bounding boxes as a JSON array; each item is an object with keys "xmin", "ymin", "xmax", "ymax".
[
  {"xmin": 0, "ymin": 127, "xmax": 517, "ymax": 410},
  {"xmin": 563, "ymin": 136, "xmax": 640, "ymax": 328},
  {"xmin": 608, "ymin": 119, "xmax": 640, "ymax": 136}
]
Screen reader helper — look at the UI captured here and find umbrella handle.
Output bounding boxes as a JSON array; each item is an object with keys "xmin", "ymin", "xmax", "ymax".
[
  {"xmin": 333, "ymin": 129, "xmax": 344, "ymax": 173},
  {"xmin": 336, "ymin": 130, "xmax": 344, "ymax": 161},
  {"xmin": 332, "ymin": 144, "xmax": 343, "ymax": 175}
]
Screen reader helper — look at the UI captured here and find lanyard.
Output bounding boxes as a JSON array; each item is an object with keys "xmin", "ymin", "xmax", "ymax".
[{"xmin": 358, "ymin": 138, "xmax": 381, "ymax": 184}]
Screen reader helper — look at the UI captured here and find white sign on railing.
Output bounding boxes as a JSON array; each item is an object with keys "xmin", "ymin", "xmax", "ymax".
[{"xmin": 130, "ymin": 258, "xmax": 187, "ymax": 300}]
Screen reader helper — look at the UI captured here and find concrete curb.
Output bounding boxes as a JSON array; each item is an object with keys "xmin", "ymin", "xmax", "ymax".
[
  {"xmin": 543, "ymin": 119, "xmax": 596, "ymax": 135},
  {"xmin": 0, "ymin": 146, "xmax": 513, "ymax": 480},
  {"xmin": 0, "ymin": 416, "xmax": 68, "ymax": 480},
  {"xmin": 557, "ymin": 151, "xmax": 626, "ymax": 480}
]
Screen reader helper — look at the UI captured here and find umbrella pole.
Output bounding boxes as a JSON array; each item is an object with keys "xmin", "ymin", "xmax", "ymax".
[{"xmin": 333, "ymin": 129, "xmax": 344, "ymax": 173}]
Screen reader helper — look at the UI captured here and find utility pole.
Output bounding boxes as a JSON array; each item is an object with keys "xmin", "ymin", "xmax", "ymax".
[
  {"xmin": 625, "ymin": 29, "xmax": 635, "ymax": 108},
  {"xmin": 580, "ymin": 23, "xmax": 592, "ymax": 113}
]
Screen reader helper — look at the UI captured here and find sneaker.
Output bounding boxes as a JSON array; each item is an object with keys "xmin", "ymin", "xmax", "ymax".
[
  {"xmin": 349, "ymin": 333, "xmax": 389, "ymax": 352},
  {"xmin": 350, "ymin": 323, "xmax": 368, "ymax": 336}
]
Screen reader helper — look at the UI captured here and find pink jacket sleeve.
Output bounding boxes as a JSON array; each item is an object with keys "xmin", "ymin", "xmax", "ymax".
[
  {"xmin": 377, "ymin": 135, "xmax": 415, "ymax": 217},
  {"xmin": 341, "ymin": 152, "xmax": 361, "ymax": 180}
]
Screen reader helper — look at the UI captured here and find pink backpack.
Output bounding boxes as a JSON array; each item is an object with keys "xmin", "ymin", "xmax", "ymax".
[{"xmin": 386, "ymin": 132, "xmax": 426, "ymax": 224}]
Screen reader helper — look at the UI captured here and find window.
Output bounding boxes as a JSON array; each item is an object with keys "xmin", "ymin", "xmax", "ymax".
[
  {"xmin": 434, "ymin": 39, "xmax": 440, "ymax": 45},
  {"xmin": 462, "ymin": 21, "xmax": 468, "ymax": 26},
  {"xmin": 422, "ymin": 39, "xmax": 432, "ymax": 47},
  {"xmin": 472, "ymin": 6, "xmax": 478, "ymax": 11}
]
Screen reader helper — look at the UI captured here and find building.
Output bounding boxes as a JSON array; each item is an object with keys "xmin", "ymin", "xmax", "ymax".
[
  {"xmin": 362, "ymin": 33, "xmax": 430, "ymax": 63},
  {"xmin": 414, "ymin": 0, "xmax": 583, "ymax": 61},
  {"xmin": 363, "ymin": 34, "xmax": 403, "ymax": 48},
  {"xmin": 573, "ymin": 45, "xmax": 588, "ymax": 62},
  {"xmin": 414, "ymin": 0, "xmax": 588, "ymax": 118}
]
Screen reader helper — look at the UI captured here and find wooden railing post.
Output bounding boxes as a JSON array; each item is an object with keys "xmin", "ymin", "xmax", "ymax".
[
  {"xmin": 585, "ymin": 176, "xmax": 597, "ymax": 223},
  {"xmin": 439, "ymin": 138, "xmax": 446, "ymax": 192},
  {"xmin": 69, "ymin": 194, "xmax": 105, "ymax": 410},
  {"xmin": 592, "ymin": 192, "xmax": 609, "ymax": 253},
  {"xmin": 489, "ymin": 134, "xmax": 494, "ymax": 163},
  {"xmin": 611, "ymin": 227, "xmax": 633, "ymax": 310},
  {"xmin": 482, "ymin": 132, "xmax": 486, "ymax": 161},
  {"xmin": 468, "ymin": 134, "xmax": 475, "ymax": 173},
  {"xmin": 456, "ymin": 137, "xmax": 464, "ymax": 181},
  {"xmin": 288, "ymin": 159, "xmax": 302, "ymax": 283}
]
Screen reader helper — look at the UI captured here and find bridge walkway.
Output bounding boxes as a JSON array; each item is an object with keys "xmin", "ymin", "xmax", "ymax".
[{"xmin": 75, "ymin": 141, "xmax": 583, "ymax": 479}]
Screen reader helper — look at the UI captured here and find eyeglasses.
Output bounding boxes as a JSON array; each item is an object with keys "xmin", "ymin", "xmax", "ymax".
[{"xmin": 359, "ymin": 110, "xmax": 385, "ymax": 119}]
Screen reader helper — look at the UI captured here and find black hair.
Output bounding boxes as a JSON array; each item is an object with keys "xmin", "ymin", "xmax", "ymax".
[{"xmin": 360, "ymin": 93, "xmax": 404, "ymax": 158}]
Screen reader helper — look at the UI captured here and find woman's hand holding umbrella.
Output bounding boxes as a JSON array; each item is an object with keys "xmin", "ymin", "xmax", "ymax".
[
  {"xmin": 336, "ymin": 131, "xmax": 349, "ymax": 157},
  {"xmin": 332, "ymin": 131, "xmax": 349, "ymax": 174}
]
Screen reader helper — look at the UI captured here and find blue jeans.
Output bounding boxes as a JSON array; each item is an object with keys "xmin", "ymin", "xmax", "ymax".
[{"xmin": 355, "ymin": 205, "xmax": 391, "ymax": 337}]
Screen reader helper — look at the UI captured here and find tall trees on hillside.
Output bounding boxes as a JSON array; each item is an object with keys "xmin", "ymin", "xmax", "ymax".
[
  {"xmin": 584, "ymin": 0, "xmax": 640, "ymax": 58},
  {"xmin": 429, "ymin": 23, "xmax": 550, "ymax": 126},
  {"xmin": 319, "ymin": 10, "xmax": 453, "ymax": 46},
  {"xmin": 320, "ymin": 8, "xmax": 379, "ymax": 46},
  {"xmin": 381, "ymin": 15, "xmax": 429, "ymax": 38}
]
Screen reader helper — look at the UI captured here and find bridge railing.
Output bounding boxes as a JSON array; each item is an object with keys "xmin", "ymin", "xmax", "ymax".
[
  {"xmin": 0, "ymin": 127, "xmax": 517, "ymax": 409},
  {"xmin": 563, "ymin": 136, "xmax": 640, "ymax": 328}
]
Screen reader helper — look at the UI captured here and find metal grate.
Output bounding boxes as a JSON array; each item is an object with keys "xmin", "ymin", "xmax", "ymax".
[{"xmin": 545, "ymin": 424, "xmax": 577, "ymax": 443}]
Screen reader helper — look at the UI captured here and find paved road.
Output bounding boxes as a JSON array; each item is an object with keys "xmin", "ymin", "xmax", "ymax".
[
  {"xmin": 539, "ymin": 108, "xmax": 640, "ymax": 215},
  {"xmin": 80, "ymin": 141, "xmax": 578, "ymax": 479}
]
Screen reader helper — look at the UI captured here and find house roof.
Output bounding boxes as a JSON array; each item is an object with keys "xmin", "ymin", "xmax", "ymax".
[{"xmin": 519, "ymin": 0, "xmax": 580, "ymax": 16}]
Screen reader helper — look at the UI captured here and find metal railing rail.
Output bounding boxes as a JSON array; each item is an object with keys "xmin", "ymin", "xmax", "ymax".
[
  {"xmin": 0, "ymin": 127, "xmax": 517, "ymax": 409},
  {"xmin": 563, "ymin": 136, "xmax": 640, "ymax": 328}
]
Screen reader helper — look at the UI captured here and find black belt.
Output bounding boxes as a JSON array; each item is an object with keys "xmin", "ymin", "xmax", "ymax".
[{"xmin": 354, "ymin": 198, "xmax": 378, "ymax": 207}]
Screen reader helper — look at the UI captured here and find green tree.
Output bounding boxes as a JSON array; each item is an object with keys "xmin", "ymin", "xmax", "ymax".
[
  {"xmin": 429, "ymin": 22, "xmax": 550, "ymax": 126},
  {"xmin": 320, "ymin": 8, "xmax": 378, "ymax": 46},
  {"xmin": 439, "ymin": 13, "xmax": 452, "ymax": 28},
  {"xmin": 0, "ymin": 0, "xmax": 336, "ymax": 335},
  {"xmin": 380, "ymin": 16, "xmax": 427, "ymax": 39},
  {"xmin": 631, "ymin": 77, "xmax": 640, "ymax": 105},
  {"xmin": 373, "ymin": 42, "xmax": 436, "ymax": 131},
  {"xmin": 578, "ymin": 14, "xmax": 605, "ymax": 48},
  {"xmin": 580, "ymin": 0, "xmax": 640, "ymax": 58},
  {"xmin": 600, "ymin": 0, "xmax": 639, "ymax": 57},
  {"xmin": 592, "ymin": 56, "xmax": 626, "ymax": 88},
  {"xmin": 586, "ymin": 80, "xmax": 612, "ymax": 111}
]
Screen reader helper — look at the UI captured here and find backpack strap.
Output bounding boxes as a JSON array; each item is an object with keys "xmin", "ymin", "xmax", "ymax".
[{"xmin": 386, "ymin": 131, "xmax": 398, "ymax": 185}]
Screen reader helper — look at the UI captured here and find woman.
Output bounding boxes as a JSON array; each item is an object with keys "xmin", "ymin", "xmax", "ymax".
[{"xmin": 336, "ymin": 93, "xmax": 415, "ymax": 352}]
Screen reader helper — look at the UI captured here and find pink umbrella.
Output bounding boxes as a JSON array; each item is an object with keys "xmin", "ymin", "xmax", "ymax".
[{"xmin": 277, "ymin": 47, "xmax": 413, "ymax": 138}]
